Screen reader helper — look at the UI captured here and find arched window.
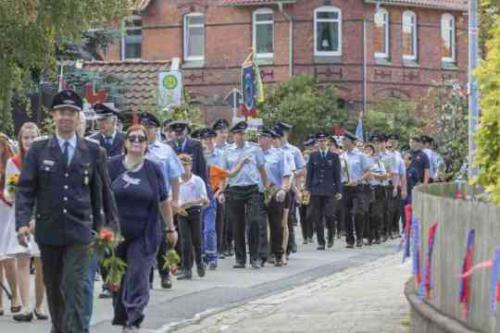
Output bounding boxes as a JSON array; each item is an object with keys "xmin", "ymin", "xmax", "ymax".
[
  {"xmin": 314, "ymin": 6, "xmax": 342, "ymax": 56},
  {"xmin": 441, "ymin": 13, "xmax": 455, "ymax": 62},
  {"xmin": 402, "ymin": 11, "xmax": 417, "ymax": 61},
  {"xmin": 253, "ymin": 8, "xmax": 274, "ymax": 58},
  {"xmin": 121, "ymin": 16, "xmax": 142, "ymax": 60},
  {"xmin": 374, "ymin": 8, "xmax": 389, "ymax": 59},
  {"xmin": 184, "ymin": 13, "xmax": 205, "ymax": 61}
]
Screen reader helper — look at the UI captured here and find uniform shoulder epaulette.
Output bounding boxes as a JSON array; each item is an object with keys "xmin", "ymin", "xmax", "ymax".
[{"xmin": 84, "ymin": 137, "xmax": 100, "ymax": 145}]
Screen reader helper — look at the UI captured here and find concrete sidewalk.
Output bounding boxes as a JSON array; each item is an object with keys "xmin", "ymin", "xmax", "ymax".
[{"xmin": 174, "ymin": 253, "xmax": 411, "ymax": 333}]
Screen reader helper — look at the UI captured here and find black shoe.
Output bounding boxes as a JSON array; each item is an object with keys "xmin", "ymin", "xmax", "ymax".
[
  {"xmin": 346, "ymin": 243, "xmax": 354, "ymax": 249},
  {"xmin": 382, "ymin": 235, "xmax": 388, "ymax": 243},
  {"xmin": 11, "ymin": 305, "xmax": 21, "ymax": 313},
  {"xmin": 260, "ymin": 259, "xmax": 266, "ymax": 267},
  {"xmin": 177, "ymin": 270, "xmax": 192, "ymax": 280},
  {"xmin": 208, "ymin": 262, "xmax": 217, "ymax": 270},
  {"xmin": 327, "ymin": 238, "xmax": 334, "ymax": 248},
  {"xmin": 218, "ymin": 253, "xmax": 225, "ymax": 259},
  {"xmin": 316, "ymin": 245, "xmax": 326, "ymax": 251},
  {"xmin": 34, "ymin": 309, "xmax": 48, "ymax": 320},
  {"xmin": 356, "ymin": 240, "xmax": 363, "ymax": 248},
  {"xmin": 374, "ymin": 238, "xmax": 381, "ymax": 245},
  {"xmin": 233, "ymin": 262, "xmax": 245, "ymax": 269},
  {"xmin": 274, "ymin": 258, "xmax": 284, "ymax": 267},
  {"xmin": 197, "ymin": 264, "xmax": 206, "ymax": 278},
  {"xmin": 161, "ymin": 276, "xmax": 172, "ymax": 289},
  {"xmin": 291, "ymin": 242, "xmax": 298, "ymax": 253},
  {"xmin": 99, "ymin": 288, "xmax": 112, "ymax": 299},
  {"xmin": 250, "ymin": 260, "xmax": 260, "ymax": 269},
  {"xmin": 13, "ymin": 312, "xmax": 33, "ymax": 322}
]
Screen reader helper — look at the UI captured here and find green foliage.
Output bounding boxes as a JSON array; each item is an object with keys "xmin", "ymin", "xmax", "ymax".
[
  {"xmin": 156, "ymin": 92, "xmax": 205, "ymax": 130},
  {"xmin": 258, "ymin": 75, "xmax": 353, "ymax": 145},
  {"xmin": 0, "ymin": 0, "xmax": 130, "ymax": 134},
  {"xmin": 473, "ymin": 17, "xmax": 500, "ymax": 205},
  {"xmin": 364, "ymin": 97, "xmax": 421, "ymax": 144}
]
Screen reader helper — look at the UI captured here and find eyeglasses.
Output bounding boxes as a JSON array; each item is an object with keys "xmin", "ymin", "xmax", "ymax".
[{"xmin": 127, "ymin": 135, "xmax": 147, "ymax": 143}]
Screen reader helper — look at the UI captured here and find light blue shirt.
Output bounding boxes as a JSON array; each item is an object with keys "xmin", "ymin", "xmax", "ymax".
[
  {"xmin": 423, "ymin": 148, "xmax": 438, "ymax": 179},
  {"xmin": 147, "ymin": 140, "xmax": 184, "ymax": 192},
  {"xmin": 344, "ymin": 149, "xmax": 373, "ymax": 183},
  {"xmin": 56, "ymin": 134, "xmax": 77, "ymax": 165},
  {"xmin": 281, "ymin": 143, "xmax": 305, "ymax": 170},
  {"xmin": 263, "ymin": 147, "xmax": 292, "ymax": 189},
  {"xmin": 368, "ymin": 156, "xmax": 387, "ymax": 186},
  {"xmin": 380, "ymin": 150, "xmax": 399, "ymax": 175},
  {"xmin": 205, "ymin": 149, "xmax": 223, "ymax": 168},
  {"xmin": 222, "ymin": 142, "xmax": 265, "ymax": 187}
]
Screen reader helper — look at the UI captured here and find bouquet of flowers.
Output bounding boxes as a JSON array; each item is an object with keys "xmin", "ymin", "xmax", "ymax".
[
  {"xmin": 264, "ymin": 187, "xmax": 277, "ymax": 206},
  {"xmin": 90, "ymin": 228, "xmax": 126, "ymax": 292},
  {"xmin": 162, "ymin": 249, "xmax": 180, "ymax": 274},
  {"xmin": 7, "ymin": 174, "xmax": 20, "ymax": 195}
]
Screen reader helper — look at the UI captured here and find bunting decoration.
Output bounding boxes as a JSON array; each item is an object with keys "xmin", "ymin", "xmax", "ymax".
[
  {"xmin": 419, "ymin": 223, "xmax": 438, "ymax": 300},
  {"xmin": 401, "ymin": 204, "xmax": 412, "ymax": 262},
  {"xmin": 490, "ymin": 247, "xmax": 500, "ymax": 314},
  {"xmin": 459, "ymin": 229, "xmax": 475, "ymax": 319},
  {"xmin": 411, "ymin": 218, "xmax": 421, "ymax": 287}
]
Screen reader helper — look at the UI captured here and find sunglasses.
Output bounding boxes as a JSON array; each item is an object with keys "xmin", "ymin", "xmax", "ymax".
[{"xmin": 127, "ymin": 135, "xmax": 147, "ymax": 143}]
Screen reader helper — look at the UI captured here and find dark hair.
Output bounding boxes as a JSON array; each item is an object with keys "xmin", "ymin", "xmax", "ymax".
[
  {"xmin": 410, "ymin": 136, "xmax": 422, "ymax": 143},
  {"xmin": 124, "ymin": 124, "xmax": 148, "ymax": 155},
  {"xmin": 364, "ymin": 144, "xmax": 375, "ymax": 155}
]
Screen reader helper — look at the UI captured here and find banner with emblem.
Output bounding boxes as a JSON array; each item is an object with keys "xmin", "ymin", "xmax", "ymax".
[
  {"xmin": 159, "ymin": 71, "xmax": 183, "ymax": 109},
  {"xmin": 240, "ymin": 51, "xmax": 265, "ymax": 118}
]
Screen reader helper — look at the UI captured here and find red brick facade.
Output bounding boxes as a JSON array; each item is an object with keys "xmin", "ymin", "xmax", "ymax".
[{"xmin": 100, "ymin": 0, "xmax": 468, "ymax": 123}]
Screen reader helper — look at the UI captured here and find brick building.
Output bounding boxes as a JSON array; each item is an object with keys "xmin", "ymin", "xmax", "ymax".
[{"xmin": 84, "ymin": 0, "xmax": 468, "ymax": 123}]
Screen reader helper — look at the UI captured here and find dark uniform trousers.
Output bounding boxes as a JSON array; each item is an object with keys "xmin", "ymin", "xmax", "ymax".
[
  {"xmin": 310, "ymin": 195, "xmax": 337, "ymax": 246},
  {"xmin": 286, "ymin": 192, "xmax": 297, "ymax": 254},
  {"xmin": 225, "ymin": 185, "xmax": 262, "ymax": 264},
  {"xmin": 299, "ymin": 203, "xmax": 313, "ymax": 241},
  {"xmin": 368, "ymin": 186, "xmax": 385, "ymax": 243},
  {"xmin": 266, "ymin": 194, "xmax": 285, "ymax": 260},
  {"xmin": 344, "ymin": 185, "xmax": 370, "ymax": 245},
  {"xmin": 178, "ymin": 207, "xmax": 203, "ymax": 271},
  {"xmin": 384, "ymin": 185, "xmax": 401, "ymax": 238},
  {"xmin": 334, "ymin": 196, "xmax": 345, "ymax": 237}
]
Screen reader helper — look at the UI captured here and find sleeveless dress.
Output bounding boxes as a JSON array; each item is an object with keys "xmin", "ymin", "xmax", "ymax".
[{"xmin": 2, "ymin": 156, "xmax": 40, "ymax": 257}]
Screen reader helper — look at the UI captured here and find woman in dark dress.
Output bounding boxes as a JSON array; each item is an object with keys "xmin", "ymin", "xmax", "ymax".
[{"xmin": 108, "ymin": 125, "xmax": 177, "ymax": 333}]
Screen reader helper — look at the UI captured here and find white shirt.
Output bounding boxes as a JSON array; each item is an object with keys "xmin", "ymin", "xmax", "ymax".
[{"xmin": 177, "ymin": 174, "xmax": 208, "ymax": 206}]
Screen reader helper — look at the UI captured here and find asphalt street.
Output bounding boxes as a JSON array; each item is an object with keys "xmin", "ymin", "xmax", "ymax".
[{"xmin": 0, "ymin": 230, "xmax": 401, "ymax": 333}]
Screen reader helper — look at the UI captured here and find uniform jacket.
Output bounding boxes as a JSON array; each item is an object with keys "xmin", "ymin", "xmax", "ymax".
[
  {"xmin": 88, "ymin": 131, "xmax": 125, "ymax": 158},
  {"xmin": 306, "ymin": 151, "xmax": 341, "ymax": 196},
  {"xmin": 15, "ymin": 135, "xmax": 113, "ymax": 246},
  {"xmin": 168, "ymin": 138, "xmax": 207, "ymax": 183}
]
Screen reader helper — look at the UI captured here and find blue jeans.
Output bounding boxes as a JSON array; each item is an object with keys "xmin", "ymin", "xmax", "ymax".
[
  {"xmin": 84, "ymin": 252, "xmax": 99, "ymax": 332},
  {"xmin": 203, "ymin": 189, "xmax": 218, "ymax": 264}
]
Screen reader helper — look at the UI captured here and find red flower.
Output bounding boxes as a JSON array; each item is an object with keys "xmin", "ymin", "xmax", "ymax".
[
  {"xmin": 99, "ymin": 228, "xmax": 115, "ymax": 243},
  {"xmin": 110, "ymin": 283, "xmax": 121, "ymax": 293}
]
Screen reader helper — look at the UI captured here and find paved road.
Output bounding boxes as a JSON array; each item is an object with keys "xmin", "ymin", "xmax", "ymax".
[{"xmin": 0, "ymin": 232, "xmax": 402, "ymax": 333}]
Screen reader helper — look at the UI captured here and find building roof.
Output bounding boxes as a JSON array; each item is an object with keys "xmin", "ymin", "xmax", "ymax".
[
  {"xmin": 220, "ymin": 0, "xmax": 296, "ymax": 6},
  {"xmin": 82, "ymin": 60, "xmax": 171, "ymax": 112},
  {"xmin": 132, "ymin": 0, "xmax": 153, "ymax": 11},
  {"xmin": 364, "ymin": 0, "xmax": 468, "ymax": 11}
]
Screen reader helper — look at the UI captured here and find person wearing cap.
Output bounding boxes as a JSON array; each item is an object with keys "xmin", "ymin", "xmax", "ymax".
[
  {"xmin": 341, "ymin": 131, "xmax": 373, "ymax": 248},
  {"xmin": 305, "ymin": 132, "xmax": 342, "ymax": 250},
  {"xmin": 409, "ymin": 136, "xmax": 430, "ymax": 185},
  {"xmin": 167, "ymin": 121, "xmax": 207, "ymax": 185},
  {"xmin": 15, "ymin": 90, "xmax": 116, "ymax": 333},
  {"xmin": 258, "ymin": 128, "xmax": 292, "ymax": 266},
  {"xmin": 212, "ymin": 118, "xmax": 230, "ymax": 151},
  {"xmin": 421, "ymin": 135, "xmax": 441, "ymax": 183},
  {"xmin": 329, "ymin": 136, "xmax": 346, "ymax": 240},
  {"xmin": 298, "ymin": 136, "xmax": 316, "ymax": 244},
  {"xmin": 219, "ymin": 121, "xmax": 270, "ymax": 269},
  {"xmin": 274, "ymin": 122, "xmax": 305, "ymax": 256},
  {"xmin": 199, "ymin": 128, "xmax": 220, "ymax": 270},
  {"xmin": 88, "ymin": 103, "xmax": 125, "ymax": 159},
  {"xmin": 140, "ymin": 112, "xmax": 184, "ymax": 290},
  {"xmin": 162, "ymin": 119, "xmax": 176, "ymax": 142}
]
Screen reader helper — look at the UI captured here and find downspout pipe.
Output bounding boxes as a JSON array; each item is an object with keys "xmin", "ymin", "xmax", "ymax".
[{"xmin": 278, "ymin": 2, "xmax": 294, "ymax": 77}]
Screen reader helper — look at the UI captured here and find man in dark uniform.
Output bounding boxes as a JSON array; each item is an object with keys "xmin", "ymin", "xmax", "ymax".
[
  {"xmin": 409, "ymin": 136, "xmax": 431, "ymax": 184},
  {"xmin": 329, "ymin": 136, "xmax": 346, "ymax": 240},
  {"xmin": 305, "ymin": 132, "xmax": 342, "ymax": 250},
  {"xmin": 88, "ymin": 103, "xmax": 125, "ymax": 158},
  {"xmin": 16, "ymin": 90, "xmax": 112, "ymax": 333},
  {"xmin": 168, "ymin": 121, "xmax": 207, "ymax": 183}
]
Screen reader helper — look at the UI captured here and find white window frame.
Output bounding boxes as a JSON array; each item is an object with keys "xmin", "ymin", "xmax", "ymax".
[
  {"xmin": 183, "ymin": 13, "xmax": 205, "ymax": 62},
  {"xmin": 374, "ymin": 8, "xmax": 389, "ymax": 59},
  {"xmin": 253, "ymin": 8, "xmax": 274, "ymax": 59},
  {"xmin": 121, "ymin": 15, "xmax": 142, "ymax": 60},
  {"xmin": 402, "ymin": 10, "xmax": 417, "ymax": 61},
  {"xmin": 314, "ymin": 6, "xmax": 342, "ymax": 57},
  {"xmin": 441, "ymin": 13, "xmax": 456, "ymax": 63}
]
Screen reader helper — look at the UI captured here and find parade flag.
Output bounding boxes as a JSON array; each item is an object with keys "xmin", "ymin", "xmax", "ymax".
[
  {"xmin": 209, "ymin": 165, "xmax": 229, "ymax": 192},
  {"xmin": 419, "ymin": 223, "xmax": 438, "ymax": 300},
  {"xmin": 355, "ymin": 114, "xmax": 364, "ymax": 141},
  {"xmin": 240, "ymin": 51, "xmax": 264, "ymax": 118},
  {"xmin": 402, "ymin": 204, "xmax": 412, "ymax": 262},
  {"xmin": 411, "ymin": 218, "xmax": 421, "ymax": 286},
  {"xmin": 490, "ymin": 247, "xmax": 500, "ymax": 314},
  {"xmin": 459, "ymin": 229, "xmax": 475, "ymax": 319}
]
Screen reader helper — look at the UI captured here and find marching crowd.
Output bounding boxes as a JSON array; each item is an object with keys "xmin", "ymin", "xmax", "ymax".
[{"xmin": 0, "ymin": 89, "xmax": 443, "ymax": 333}]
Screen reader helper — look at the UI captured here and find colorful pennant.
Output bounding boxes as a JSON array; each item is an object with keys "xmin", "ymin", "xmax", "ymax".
[
  {"xmin": 402, "ymin": 204, "xmax": 412, "ymax": 262},
  {"xmin": 459, "ymin": 229, "xmax": 475, "ymax": 319},
  {"xmin": 411, "ymin": 217, "xmax": 421, "ymax": 286},
  {"xmin": 419, "ymin": 223, "xmax": 438, "ymax": 299},
  {"xmin": 490, "ymin": 247, "xmax": 500, "ymax": 314}
]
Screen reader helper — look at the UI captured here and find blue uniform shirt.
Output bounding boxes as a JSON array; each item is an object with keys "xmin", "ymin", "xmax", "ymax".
[
  {"xmin": 222, "ymin": 142, "xmax": 265, "ymax": 187},
  {"xmin": 56, "ymin": 134, "xmax": 77, "ymax": 164},
  {"xmin": 263, "ymin": 147, "xmax": 292, "ymax": 189},
  {"xmin": 344, "ymin": 149, "xmax": 373, "ymax": 183},
  {"xmin": 205, "ymin": 148, "xmax": 223, "ymax": 168},
  {"xmin": 147, "ymin": 140, "xmax": 184, "ymax": 192},
  {"xmin": 281, "ymin": 143, "xmax": 305, "ymax": 170}
]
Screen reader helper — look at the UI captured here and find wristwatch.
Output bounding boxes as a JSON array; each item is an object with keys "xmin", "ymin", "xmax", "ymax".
[{"xmin": 166, "ymin": 228, "xmax": 176, "ymax": 234}]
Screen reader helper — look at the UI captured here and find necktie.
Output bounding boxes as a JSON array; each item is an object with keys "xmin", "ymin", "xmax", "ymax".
[
  {"xmin": 105, "ymin": 136, "xmax": 113, "ymax": 146},
  {"xmin": 63, "ymin": 141, "xmax": 70, "ymax": 167}
]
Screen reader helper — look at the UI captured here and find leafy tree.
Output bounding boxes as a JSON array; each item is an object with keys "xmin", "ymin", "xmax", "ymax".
[
  {"xmin": 0, "ymin": 0, "xmax": 130, "ymax": 134},
  {"xmin": 258, "ymin": 75, "xmax": 353, "ymax": 145},
  {"xmin": 364, "ymin": 97, "xmax": 421, "ymax": 144},
  {"xmin": 156, "ymin": 92, "xmax": 205, "ymax": 130},
  {"xmin": 473, "ymin": 15, "xmax": 500, "ymax": 204}
]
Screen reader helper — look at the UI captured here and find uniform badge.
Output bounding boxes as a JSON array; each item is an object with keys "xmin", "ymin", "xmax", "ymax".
[
  {"xmin": 84, "ymin": 170, "xmax": 89, "ymax": 185},
  {"xmin": 43, "ymin": 160, "xmax": 55, "ymax": 166}
]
